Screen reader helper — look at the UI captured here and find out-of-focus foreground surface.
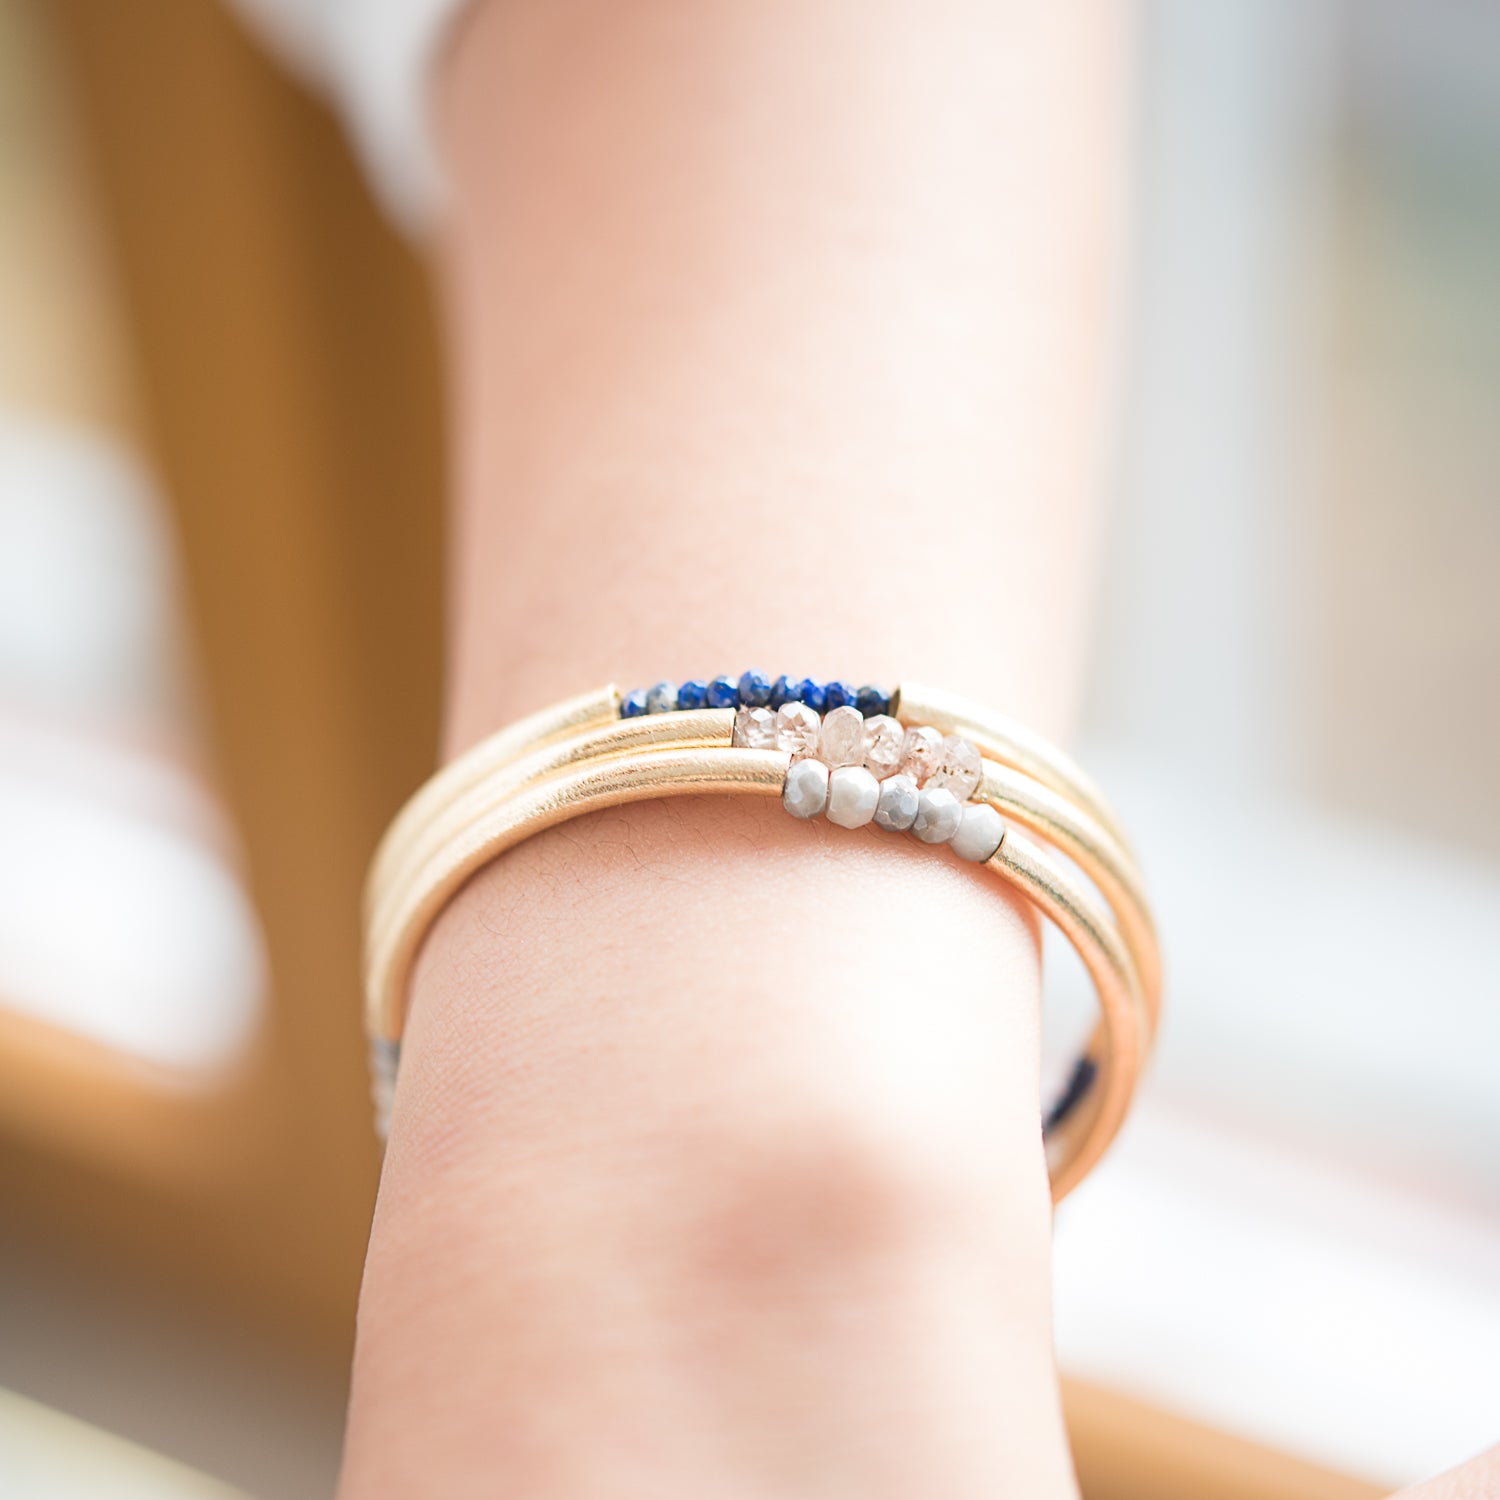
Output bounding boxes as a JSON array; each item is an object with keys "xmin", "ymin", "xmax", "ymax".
[
  {"xmin": 0, "ymin": 0, "xmax": 441, "ymax": 1492},
  {"xmin": 0, "ymin": 2, "xmax": 1494, "ymax": 1496}
]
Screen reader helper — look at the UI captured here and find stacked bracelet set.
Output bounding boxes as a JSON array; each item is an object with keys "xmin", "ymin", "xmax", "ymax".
[{"xmin": 362, "ymin": 672, "xmax": 1160, "ymax": 1202}]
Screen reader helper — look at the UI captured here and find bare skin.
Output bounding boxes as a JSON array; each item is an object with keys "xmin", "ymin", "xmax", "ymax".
[
  {"xmin": 1391, "ymin": 1448, "xmax": 1500, "ymax": 1500},
  {"xmin": 337, "ymin": 6, "xmax": 1122, "ymax": 1495},
  {"xmin": 335, "ymin": 5, "xmax": 1492, "ymax": 1497}
]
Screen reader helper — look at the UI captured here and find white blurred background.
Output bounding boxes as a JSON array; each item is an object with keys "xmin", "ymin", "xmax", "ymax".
[{"xmin": 1057, "ymin": 0, "xmax": 1500, "ymax": 1485}]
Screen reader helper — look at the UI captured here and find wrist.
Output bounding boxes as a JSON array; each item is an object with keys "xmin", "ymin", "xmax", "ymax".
[{"xmin": 344, "ymin": 796, "xmax": 1076, "ymax": 1498}]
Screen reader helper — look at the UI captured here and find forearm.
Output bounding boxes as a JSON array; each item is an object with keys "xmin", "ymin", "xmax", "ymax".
[
  {"xmin": 341, "ymin": 5, "xmax": 1128, "ymax": 1496},
  {"xmin": 437, "ymin": 0, "xmax": 1124, "ymax": 748}
]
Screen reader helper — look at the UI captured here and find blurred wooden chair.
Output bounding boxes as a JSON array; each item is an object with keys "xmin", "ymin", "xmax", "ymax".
[{"xmin": 6, "ymin": 0, "xmax": 444, "ymax": 1361}]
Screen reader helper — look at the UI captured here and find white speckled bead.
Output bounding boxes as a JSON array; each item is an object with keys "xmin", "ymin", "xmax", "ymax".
[
  {"xmin": 873, "ymin": 773, "xmax": 919, "ymax": 831},
  {"xmin": 951, "ymin": 802, "xmax": 1006, "ymax": 862},
  {"xmin": 782, "ymin": 758, "xmax": 830, "ymax": 819},
  {"xmin": 733, "ymin": 705, "xmax": 778, "ymax": 748},
  {"xmin": 826, "ymin": 765, "xmax": 880, "ymax": 828},
  {"xmin": 912, "ymin": 785, "xmax": 963, "ymax": 844},
  {"xmin": 898, "ymin": 724, "xmax": 944, "ymax": 784},
  {"xmin": 862, "ymin": 714, "xmax": 905, "ymax": 778},
  {"xmin": 819, "ymin": 705, "xmax": 866, "ymax": 767},
  {"xmin": 774, "ymin": 701, "xmax": 821, "ymax": 757}
]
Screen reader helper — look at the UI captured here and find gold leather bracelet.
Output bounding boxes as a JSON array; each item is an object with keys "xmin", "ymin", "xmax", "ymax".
[{"xmin": 362, "ymin": 674, "xmax": 1160, "ymax": 1203}]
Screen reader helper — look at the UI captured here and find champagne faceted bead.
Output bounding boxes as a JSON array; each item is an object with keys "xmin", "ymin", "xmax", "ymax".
[
  {"xmin": 898, "ymin": 725, "xmax": 944, "ymax": 784},
  {"xmin": 775, "ymin": 702, "xmax": 821, "ymax": 758},
  {"xmin": 819, "ymin": 705, "xmax": 866, "ymax": 767},
  {"xmin": 862, "ymin": 714, "xmax": 905, "ymax": 779},
  {"xmin": 733, "ymin": 705, "xmax": 778, "ymax": 749},
  {"xmin": 927, "ymin": 734, "xmax": 983, "ymax": 800}
]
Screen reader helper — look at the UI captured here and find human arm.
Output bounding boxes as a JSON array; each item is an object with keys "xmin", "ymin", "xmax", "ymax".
[{"xmin": 339, "ymin": 5, "xmax": 1129, "ymax": 1496}]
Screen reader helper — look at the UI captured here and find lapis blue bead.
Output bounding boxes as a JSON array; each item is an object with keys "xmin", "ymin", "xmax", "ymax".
[
  {"xmin": 855, "ymin": 685, "xmax": 889, "ymax": 717},
  {"xmin": 1044, "ymin": 1055, "xmax": 1098, "ymax": 1131},
  {"xmin": 738, "ymin": 670, "xmax": 772, "ymax": 708},
  {"xmin": 620, "ymin": 688, "xmax": 648, "ymax": 718},
  {"xmin": 798, "ymin": 678, "xmax": 827, "ymax": 713},
  {"xmin": 770, "ymin": 674, "xmax": 799, "ymax": 708},
  {"xmin": 646, "ymin": 681, "xmax": 678, "ymax": 713},
  {"xmin": 676, "ymin": 678, "xmax": 708, "ymax": 710},
  {"xmin": 706, "ymin": 674, "xmax": 740, "ymax": 709},
  {"xmin": 822, "ymin": 680, "xmax": 855, "ymax": 711}
]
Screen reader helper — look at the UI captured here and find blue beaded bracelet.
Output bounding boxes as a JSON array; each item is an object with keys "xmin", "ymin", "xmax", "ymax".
[{"xmin": 622, "ymin": 672, "xmax": 891, "ymax": 721}]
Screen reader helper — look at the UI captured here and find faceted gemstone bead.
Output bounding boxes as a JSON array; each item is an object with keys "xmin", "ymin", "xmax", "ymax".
[
  {"xmin": 827, "ymin": 766, "xmax": 880, "ymax": 829},
  {"xmin": 774, "ymin": 702, "xmax": 821, "ymax": 757},
  {"xmin": 861, "ymin": 714, "xmax": 905, "ymax": 779},
  {"xmin": 912, "ymin": 786, "xmax": 963, "ymax": 844},
  {"xmin": 927, "ymin": 735, "xmax": 983, "ymax": 800},
  {"xmin": 873, "ymin": 773, "xmax": 919, "ymax": 832},
  {"xmin": 951, "ymin": 802, "xmax": 1005, "ymax": 863},
  {"xmin": 706, "ymin": 674, "xmax": 740, "ymax": 709},
  {"xmin": 733, "ymin": 705, "xmax": 778, "ymax": 749},
  {"xmin": 818, "ymin": 705, "xmax": 866, "ymax": 767},
  {"xmin": 646, "ymin": 681, "xmax": 678, "ymax": 714},
  {"xmin": 897, "ymin": 725, "xmax": 944, "ymax": 784},
  {"xmin": 676, "ymin": 678, "xmax": 708, "ymax": 710},
  {"xmin": 620, "ymin": 688, "xmax": 648, "ymax": 718},
  {"xmin": 770, "ymin": 674, "xmax": 800, "ymax": 708},
  {"xmin": 738, "ymin": 670, "xmax": 772, "ymax": 708},
  {"xmin": 782, "ymin": 758, "xmax": 830, "ymax": 819},
  {"xmin": 798, "ymin": 679, "xmax": 827, "ymax": 713},
  {"xmin": 822, "ymin": 680, "xmax": 855, "ymax": 711},
  {"xmin": 855, "ymin": 685, "xmax": 889, "ymax": 717}
]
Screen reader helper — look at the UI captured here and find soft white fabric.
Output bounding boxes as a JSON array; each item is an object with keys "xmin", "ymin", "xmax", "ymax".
[{"xmin": 227, "ymin": 0, "xmax": 471, "ymax": 230}]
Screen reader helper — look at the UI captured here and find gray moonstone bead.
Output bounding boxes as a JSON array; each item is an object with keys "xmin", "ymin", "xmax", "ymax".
[
  {"xmin": 912, "ymin": 785, "xmax": 963, "ymax": 844},
  {"xmin": 873, "ymin": 773, "xmax": 920, "ymax": 832},
  {"xmin": 782, "ymin": 758, "xmax": 831, "ymax": 819},
  {"xmin": 951, "ymin": 802, "xmax": 1005, "ymax": 862},
  {"xmin": 827, "ymin": 765, "xmax": 880, "ymax": 828}
]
